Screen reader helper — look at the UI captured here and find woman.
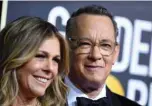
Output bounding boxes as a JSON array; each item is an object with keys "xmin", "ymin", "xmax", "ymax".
[{"xmin": 0, "ymin": 16, "xmax": 69, "ymax": 106}]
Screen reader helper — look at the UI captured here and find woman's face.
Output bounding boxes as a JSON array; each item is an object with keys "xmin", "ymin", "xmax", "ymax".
[{"xmin": 17, "ymin": 36, "xmax": 60, "ymax": 98}]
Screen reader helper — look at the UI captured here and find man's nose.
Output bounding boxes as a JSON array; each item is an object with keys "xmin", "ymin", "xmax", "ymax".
[{"xmin": 88, "ymin": 45, "xmax": 102, "ymax": 60}]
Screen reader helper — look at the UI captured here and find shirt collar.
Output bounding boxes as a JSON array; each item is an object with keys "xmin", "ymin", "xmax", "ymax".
[{"xmin": 65, "ymin": 77, "xmax": 107, "ymax": 106}]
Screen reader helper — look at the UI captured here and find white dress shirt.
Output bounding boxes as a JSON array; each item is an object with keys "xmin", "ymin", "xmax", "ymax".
[{"xmin": 65, "ymin": 77, "xmax": 107, "ymax": 106}]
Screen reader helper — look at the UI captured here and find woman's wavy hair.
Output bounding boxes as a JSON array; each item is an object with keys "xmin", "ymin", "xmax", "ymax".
[{"xmin": 0, "ymin": 16, "xmax": 69, "ymax": 106}]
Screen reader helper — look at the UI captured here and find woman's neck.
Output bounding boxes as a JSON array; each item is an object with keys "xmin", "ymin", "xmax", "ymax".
[{"xmin": 13, "ymin": 95, "xmax": 39, "ymax": 106}]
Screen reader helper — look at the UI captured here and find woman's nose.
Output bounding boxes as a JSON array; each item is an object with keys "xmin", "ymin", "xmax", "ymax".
[{"xmin": 44, "ymin": 59, "xmax": 54, "ymax": 73}]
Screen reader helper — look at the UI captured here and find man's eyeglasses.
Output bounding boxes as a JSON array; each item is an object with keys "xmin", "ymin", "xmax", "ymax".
[{"xmin": 68, "ymin": 37, "xmax": 117, "ymax": 56}]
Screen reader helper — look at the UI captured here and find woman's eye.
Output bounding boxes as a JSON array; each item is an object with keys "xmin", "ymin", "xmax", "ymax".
[
  {"xmin": 53, "ymin": 58, "xmax": 61, "ymax": 64},
  {"xmin": 35, "ymin": 54, "xmax": 46, "ymax": 58}
]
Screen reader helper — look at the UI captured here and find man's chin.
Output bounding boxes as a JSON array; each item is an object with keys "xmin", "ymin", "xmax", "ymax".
[{"xmin": 84, "ymin": 77, "xmax": 105, "ymax": 87}]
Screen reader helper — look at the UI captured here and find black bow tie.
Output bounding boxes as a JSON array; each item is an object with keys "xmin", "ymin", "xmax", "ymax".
[{"xmin": 76, "ymin": 97, "xmax": 110, "ymax": 106}]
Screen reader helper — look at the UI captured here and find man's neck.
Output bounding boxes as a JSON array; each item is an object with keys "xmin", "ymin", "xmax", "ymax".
[
  {"xmin": 65, "ymin": 76, "xmax": 107, "ymax": 106},
  {"xmin": 69, "ymin": 76, "xmax": 105, "ymax": 99},
  {"xmin": 83, "ymin": 86, "xmax": 104, "ymax": 99}
]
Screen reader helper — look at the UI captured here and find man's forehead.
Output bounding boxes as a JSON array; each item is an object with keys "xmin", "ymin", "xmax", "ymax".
[
  {"xmin": 75, "ymin": 14, "xmax": 111, "ymax": 24},
  {"xmin": 72, "ymin": 14, "xmax": 115, "ymax": 41}
]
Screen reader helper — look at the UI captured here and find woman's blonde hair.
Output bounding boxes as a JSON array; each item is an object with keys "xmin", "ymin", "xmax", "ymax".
[{"xmin": 0, "ymin": 16, "xmax": 69, "ymax": 106}]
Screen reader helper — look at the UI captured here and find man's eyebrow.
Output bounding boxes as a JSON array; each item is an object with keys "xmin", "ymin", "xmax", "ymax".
[
  {"xmin": 100, "ymin": 39, "xmax": 115, "ymax": 43},
  {"xmin": 76, "ymin": 37, "xmax": 115, "ymax": 43},
  {"xmin": 79, "ymin": 37, "xmax": 91, "ymax": 40}
]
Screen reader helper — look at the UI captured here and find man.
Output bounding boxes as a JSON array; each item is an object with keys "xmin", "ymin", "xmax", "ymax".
[{"xmin": 65, "ymin": 5, "xmax": 140, "ymax": 106}]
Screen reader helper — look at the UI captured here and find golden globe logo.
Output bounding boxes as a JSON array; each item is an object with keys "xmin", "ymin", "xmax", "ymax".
[{"xmin": 106, "ymin": 74, "xmax": 125, "ymax": 96}]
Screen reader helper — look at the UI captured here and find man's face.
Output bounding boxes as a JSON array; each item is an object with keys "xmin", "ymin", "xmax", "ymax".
[{"xmin": 69, "ymin": 14, "xmax": 119, "ymax": 89}]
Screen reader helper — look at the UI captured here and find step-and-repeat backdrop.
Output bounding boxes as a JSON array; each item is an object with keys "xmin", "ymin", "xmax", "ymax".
[{"xmin": 1, "ymin": 1, "xmax": 152, "ymax": 106}]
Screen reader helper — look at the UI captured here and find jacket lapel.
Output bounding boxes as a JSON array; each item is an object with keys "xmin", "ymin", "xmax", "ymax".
[{"xmin": 106, "ymin": 86, "xmax": 122, "ymax": 106}]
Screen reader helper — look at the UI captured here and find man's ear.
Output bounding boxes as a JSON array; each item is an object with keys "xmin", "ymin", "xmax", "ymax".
[{"xmin": 112, "ymin": 44, "xmax": 120, "ymax": 65}]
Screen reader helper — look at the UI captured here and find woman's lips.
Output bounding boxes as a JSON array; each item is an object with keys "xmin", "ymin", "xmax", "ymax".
[{"xmin": 33, "ymin": 75, "xmax": 51, "ymax": 85}]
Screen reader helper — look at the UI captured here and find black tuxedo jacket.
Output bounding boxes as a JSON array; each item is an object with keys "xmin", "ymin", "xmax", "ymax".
[{"xmin": 106, "ymin": 87, "xmax": 141, "ymax": 106}]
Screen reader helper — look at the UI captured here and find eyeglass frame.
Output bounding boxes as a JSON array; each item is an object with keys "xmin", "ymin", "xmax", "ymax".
[{"xmin": 68, "ymin": 37, "xmax": 118, "ymax": 56}]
